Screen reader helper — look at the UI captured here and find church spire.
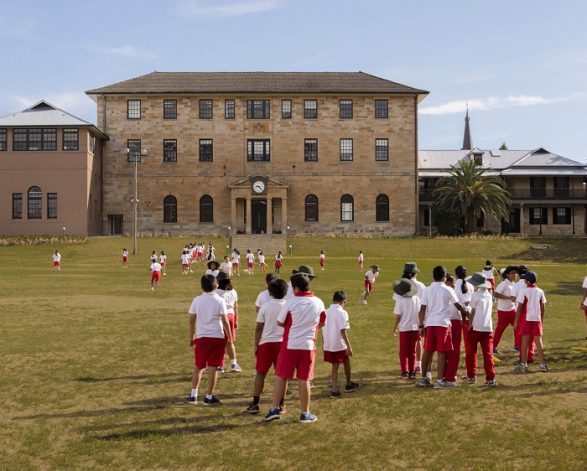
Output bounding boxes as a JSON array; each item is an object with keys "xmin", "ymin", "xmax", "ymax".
[{"xmin": 461, "ymin": 104, "xmax": 472, "ymax": 150}]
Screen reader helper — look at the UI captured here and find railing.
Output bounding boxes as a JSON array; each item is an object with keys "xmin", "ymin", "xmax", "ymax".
[{"xmin": 419, "ymin": 188, "xmax": 587, "ymax": 202}]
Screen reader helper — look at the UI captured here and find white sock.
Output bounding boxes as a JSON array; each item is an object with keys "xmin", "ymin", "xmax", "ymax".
[
  {"xmin": 231, "ymin": 360, "xmax": 237, "ymax": 367},
  {"xmin": 205, "ymin": 394, "xmax": 213, "ymax": 400},
  {"xmin": 191, "ymin": 388, "xmax": 198, "ymax": 398},
  {"xmin": 416, "ymin": 361, "xmax": 422, "ymax": 368}
]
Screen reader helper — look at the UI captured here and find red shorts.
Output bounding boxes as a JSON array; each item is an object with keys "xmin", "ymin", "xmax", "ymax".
[
  {"xmin": 54, "ymin": 261, "xmax": 60, "ymax": 267},
  {"xmin": 194, "ymin": 337, "xmax": 226, "ymax": 369},
  {"xmin": 255, "ymin": 342, "xmax": 282, "ymax": 374},
  {"xmin": 488, "ymin": 279, "xmax": 495, "ymax": 289},
  {"xmin": 151, "ymin": 271, "xmax": 161, "ymax": 282},
  {"xmin": 520, "ymin": 320, "xmax": 543, "ymax": 336},
  {"xmin": 423, "ymin": 326, "xmax": 453, "ymax": 353},
  {"xmin": 225, "ymin": 314, "xmax": 237, "ymax": 341},
  {"xmin": 583, "ymin": 306, "xmax": 587, "ymax": 317},
  {"xmin": 122, "ymin": 256, "xmax": 128, "ymax": 262},
  {"xmin": 247, "ymin": 262, "xmax": 253, "ymax": 269},
  {"xmin": 232, "ymin": 262, "xmax": 239, "ymax": 269},
  {"xmin": 323, "ymin": 349, "xmax": 349, "ymax": 364},
  {"xmin": 364, "ymin": 280, "xmax": 374, "ymax": 293},
  {"xmin": 275, "ymin": 260, "xmax": 282, "ymax": 268},
  {"xmin": 276, "ymin": 348, "xmax": 316, "ymax": 381},
  {"xmin": 182, "ymin": 263, "xmax": 188, "ymax": 269},
  {"xmin": 320, "ymin": 259, "xmax": 325, "ymax": 267}
]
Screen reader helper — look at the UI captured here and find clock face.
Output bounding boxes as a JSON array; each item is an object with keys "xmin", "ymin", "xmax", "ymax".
[{"xmin": 253, "ymin": 180, "xmax": 265, "ymax": 193}]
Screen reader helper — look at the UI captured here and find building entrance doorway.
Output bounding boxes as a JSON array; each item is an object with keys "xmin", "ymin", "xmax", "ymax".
[
  {"xmin": 108, "ymin": 214, "xmax": 123, "ymax": 235},
  {"xmin": 501, "ymin": 208, "xmax": 520, "ymax": 234},
  {"xmin": 251, "ymin": 200, "xmax": 267, "ymax": 234}
]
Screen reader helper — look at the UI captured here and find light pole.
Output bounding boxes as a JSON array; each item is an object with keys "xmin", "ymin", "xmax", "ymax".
[
  {"xmin": 62, "ymin": 226, "xmax": 66, "ymax": 239},
  {"xmin": 125, "ymin": 146, "xmax": 147, "ymax": 255}
]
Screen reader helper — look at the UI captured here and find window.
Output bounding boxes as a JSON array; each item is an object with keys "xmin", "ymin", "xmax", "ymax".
[
  {"xmin": 340, "ymin": 139, "xmax": 353, "ymax": 161},
  {"xmin": 12, "ymin": 193, "xmax": 22, "ymax": 219},
  {"xmin": 376, "ymin": 194, "xmax": 389, "ymax": 221},
  {"xmin": 553, "ymin": 207, "xmax": 571, "ymax": 224},
  {"xmin": 163, "ymin": 100, "xmax": 177, "ymax": 119},
  {"xmin": 530, "ymin": 177, "xmax": 547, "ymax": 198},
  {"xmin": 339, "ymin": 99, "xmax": 353, "ymax": 119},
  {"xmin": 225, "ymin": 100, "xmax": 235, "ymax": 119},
  {"xmin": 163, "ymin": 139, "xmax": 177, "ymax": 162},
  {"xmin": 375, "ymin": 138, "xmax": 389, "ymax": 161},
  {"xmin": 200, "ymin": 195, "xmax": 213, "ymax": 222},
  {"xmin": 529, "ymin": 207, "xmax": 548, "ymax": 225},
  {"xmin": 199, "ymin": 139, "xmax": 213, "ymax": 162},
  {"xmin": 127, "ymin": 100, "xmax": 141, "ymax": 119},
  {"xmin": 341, "ymin": 194, "xmax": 354, "ymax": 221},
  {"xmin": 282, "ymin": 100, "xmax": 292, "ymax": 119},
  {"xmin": 305, "ymin": 194, "xmax": 319, "ymax": 222},
  {"xmin": 304, "ymin": 99, "xmax": 317, "ymax": 119},
  {"xmin": 199, "ymin": 99, "xmax": 213, "ymax": 119},
  {"xmin": 163, "ymin": 195, "xmax": 177, "ymax": 223},
  {"xmin": 304, "ymin": 139, "xmax": 318, "ymax": 161},
  {"xmin": 247, "ymin": 139, "xmax": 270, "ymax": 162},
  {"xmin": 553, "ymin": 177, "xmax": 570, "ymax": 198},
  {"xmin": 47, "ymin": 193, "xmax": 57, "ymax": 219},
  {"xmin": 0, "ymin": 128, "xmax": 6, "ymax": 151},
  {"xmin": 63, "ymin": 128, "xmax": 79, "ymax": 150},
  {"xmin": 246, "ymin": 100, "xmax": 271, "ymax": 119},
  {"xmin": 375, "ymin": 99, "xmax": 388, "ymax": 118},
  {"xmin": 89, "ymin": 133, "xmax": 96, "ymax": 154},
  {"xmin": 13, "ymin": 129, "xmax": 56, "ymax": 151},
  {"xmin": 27, "ymin": 186, "xmax": 42, "ymax": 219},
  {"xmin": 127, "ymin": 139, "xmax": 142, "ymax": 162}
]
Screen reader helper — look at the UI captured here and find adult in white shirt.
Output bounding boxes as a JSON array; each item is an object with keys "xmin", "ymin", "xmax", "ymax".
[
  {"xmin": 219, "ymin": 256, "xmax": 232, "ymax": 278},
  {"xmin": 187, "ymin": 274, "xmax": 232, "ymax": 405},
  {"xmin": 246, "ymin": 278, "xmax": 288, "ymax": 414},
  {"xmin": 149, "ymin": 261, "xmax": 162, "ymax": 291},
  {"xmin": 468, "ymin": 281, "xmax": 496, "ymax": 386},
  {"xmin": 493, "ymin": 266, "xmax": 518, "ymax": 353}
]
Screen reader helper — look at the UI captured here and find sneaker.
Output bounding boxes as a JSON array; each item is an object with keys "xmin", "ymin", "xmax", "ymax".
[
  {"xmin": 433, "ymin": 379, "xmax": 447, "ymax": 389},
  {"xmin": 330, "ymin": 390, "xmax": 341, "ymax": 398},
  {"xmin": 513, "ymin": 363, "xmax": 528, "ymax": 374},
  {"xmin": 278, "ymin": 404, "xmax": 286, "ymax": 415},
  {"xmin": 217, "ymin": 366, "xmax": 225, "ymax": 373},
  {"xmin": 203, "ymin": 396, "xmax": 221, "ymax": 406},
  {"xmin": 230, "ymin": 364, "xmax": 242, "ymax": 372},
  {"xmin": 415, "ymin": 366, "xmax": 422, "ymax": 374},
  {"xmin": 186, "ymin": 395, "xmax": 197, "ymax": 405},
  {"xmin": 299, "ymin": 412, "xmax": 318, "ymax": 423},
  {"xmin": 345, "ymin": 381, "xmax": 360, "ymax": 392},
  {"xmin": 408, "ymin": 372, "xmax": 417, "ymax": 379},
  {"xmin": 493, "ymin": 348, "xmax": 501, "ymax": 356},
  {"xmin": 513, "ymin": 345, "xmax": 519, "ymax": 352},
  {"xmin": 416, "ymin": 377, "xmax": 431, "ymax": 388},
  {"xmin": 443, "ymin": 380, "xmax": 459, "ymax": 388},
  {"xmin": 400, "ymin": 372, "xmax": 409, "ymax": 378},
  {"xmin": 485, "ymin": 379, "xmax": 497, "ymax": 388},
  {"xmin": 245, "ymin": 403, "xmax": 260, "ymax": 414},
  {"xmin": 539, "ymin": 363, "xmax": 549, "ymax": 372},
  {"xmin": 462, "ymin": 376, "xmax": 476, "ymax": 384},
  {"xmin": 264, "ymin": 408, "xmax": 281, "ymax": 422}
]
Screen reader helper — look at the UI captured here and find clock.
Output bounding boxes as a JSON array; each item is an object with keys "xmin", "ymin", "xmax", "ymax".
[{"xmin": 252, "ymin": 180, "xmax": 266, "ymax": 194}]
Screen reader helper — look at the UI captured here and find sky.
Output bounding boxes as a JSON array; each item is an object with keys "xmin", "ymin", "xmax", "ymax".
[{"xmin": 1, "ymin": 0, "xmax": 586, "ymax": 162}]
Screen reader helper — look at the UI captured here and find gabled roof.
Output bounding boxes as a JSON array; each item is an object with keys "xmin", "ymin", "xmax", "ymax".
[
  {"xmin": 0, "ymin": 100, "xmax": 107, "ymax": 138},
  {"xmin": 86, "ymin": 71, "xmax": 429, "ymax": 96}
]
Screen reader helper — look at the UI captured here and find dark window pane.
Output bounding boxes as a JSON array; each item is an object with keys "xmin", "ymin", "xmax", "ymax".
[
  {"xmin": 304, "ymin": 100, "xmax": 317, "ymax": 119},
  {"xmin": 304, "ymin": 139, "xmax": 318, "ymax": 161},
  {"xmin": 127, "ymin": 139, "xmax": 141, "ymax": 162},
  {"xmin": 47, "ymin": 193, "xmax": 57, "ymax": 219},
  {"xmin": 13, "ymin": 129, "xmax": 27, "ymax": 150},
  {"xmin": 340, "ymin": 139, "xmax": 353, "ymax": 161},
  {"xmin": 0, "ymin": 128, "xmax": 7, "ymax": 151},
  {"xmin": 163, "ymin": 100, "xmax": 177, "ymax": 119},
  {"xmin": 28, "ymin": 186, "xmax": 42, "ymax": 219},
  {"xmin": 12, "ymin": 193, "xmax": 22, "ymax": 219},
  {"xmin": 375, "ymin": 99, "xmax": 388, "ymax": 118},
  {"xmin": 376, "ymin": 194, "xmax": 389, "ymax": 221},
  {"xmin": 63, "ymin": 128, "xmax": 79, "ymax": 151},
  {"xmin": 341, "ymin": 194, "xmax": 354, "ymax": 221},
  {"xmin": 246, "ymin": 100, "xmax": 270, "ymax": 119},
  {"xmin": 199, "ymin": 100, "xmax": 213, "ymax": 119},
  {"xmin": 199, "ymin": 139, "xmax": 213, "ymax": 162},
  {"xmin": 225, "ymin": 100, "xmax": 235, "ymax": 119},
  {"xmin": 529, "ymin": 207, "xmax": 548, "ymax": 225},
  {"xmin": 282, "ymin": 100, "xmax": 292, "ymax": 119},
  {"xmin": 200, "ymin": 195, "xmax": 213, "ymax": 222},
  {"xmin": 375, "ymin": 138, "xmax": 388, "ymax": 161},
  {"xmin": 247, "ymin": 139, "xmax": 270, "ymax": 161},
  {"xmin": 305, "ymin": 194, "xmax": 318, "ymax": 221},
  {"xmin": 553, "ymin": 207, "xmax": 571, "ymax": 224},
  {"xmin": 339, "ymin": 99, "xmax": 353, "ymax": 119},
  {"xmin": 127, "ymin": 100, "xmax": 141, "ymax": 119},
  {"xmin": 163, "ymin": 195, "xmax": 177, "ymax": 223},
  {"xmin": 163, "ymin": 139, "xmax": 177, "ymax": 162}
]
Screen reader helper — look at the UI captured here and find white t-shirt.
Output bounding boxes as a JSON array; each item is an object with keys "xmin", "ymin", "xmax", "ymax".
[
  {"xmin": 205, "ymin": 269, "xmax": 219, "ymax": 277},
  {"xmin": 495, "ymin": 279, "xmax": 516, "ymax": 311},
  {"xmin": 420, "ymin": 282, "xmax": 460, "ymax": 328},
  {"xmin": 257, "ymin": 298, "xmax": 286, "ymax": 345},
  {"xmin": 511, "ymin": 279, "xmax": 526, "ymax": 300},
  {"xmin": 181, "ymin": 254, "xmax": 190, "ymax": 264},
  {"xmin": 482, "ymin": 267, "xmax": 495, "ymax": 280},
  {"xmin": 258, "ymin": 254, "xmax": 266, "ymax": 264},
  {"xmin": 188, "ymin": 292, "xmax": 228, "ymax": 339},
  {"xmin": 392, "ymin": 278, "xmax": 426, "ymax": 304},
  {"xmin": 358, "ymin": 253, "xmax": 364, "ymax": 263},
  {"xmin": 216, "ymin": 288, "xmax": 238, "ymax": 314},
  {"xmin": 53, "ymin": 253, "xmax": 61, "ymax": 262},
  {"xmin": 516, "ymin": 285, "xmax": 547, "ymax": 322},
  {"xmin": 285, "ymin": 281, "xmax": 295, "ymax": 301},
  {"xmin": 219, "ymin": 262, "xmax": 232, "ymax": 276},
  {"xmin": 231, "ymin": 252, "xmax": 240, "ymax": 264},
  {"xmin": 159, "ymin": 254, "xmax": 167, "ymax": 264},
  {"xmin": 582, "ymin": 276, "xmax": 587, "ymax": 307},
  {"xmin": 246, "ymin": 253, "xmax": 255, "ymax": 264},
  {"xmin": 150, "ymin": 262, "xmax": 162, "ymax": 272},
  {"xmin": 277, "ymin": 292, "xmax": 326, "ymax": 350},
  {"xmin": 454, "ymin": 279, "xmax": 474, "ymax": 305},
  {"xmin": 470, "ymin": 290, "xmax": 493, "ymax": 332},
  {"xmin": 365, "ymin": 270, "xmax": 379, "ymax": 284},
  {"xmin": 323, "ymin": 304, "xmax": 350, "ymax": 352},
  {"xmin": 393, "ymin": 295, "xmax": 421, "ymax": 331},
  {"xmin": 255, "ymin": 289, "xmax": 271, "ymax": 309}
]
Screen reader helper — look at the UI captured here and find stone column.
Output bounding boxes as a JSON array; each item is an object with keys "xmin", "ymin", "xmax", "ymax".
[
  {"xmin": 230, "ymin": 196, "xmax": 236, "ymax": 235},
  {"xmin": 267, "ymin": 196, "xmax": 273, "ymax": 235},
  {"xmin": 245, "ymin": 197, "xmax": 252, "ymax": 234}
]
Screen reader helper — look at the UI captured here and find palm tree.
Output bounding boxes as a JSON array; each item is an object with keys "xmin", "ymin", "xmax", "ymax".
[{"xmin": 432, "ymin": 158, "xmax": 511, "ymax": 233}]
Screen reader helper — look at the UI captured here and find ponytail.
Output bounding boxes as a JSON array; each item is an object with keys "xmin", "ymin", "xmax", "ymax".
[{"xmin": 455, "ymin": 265, "xmax": 468, "ymax": 294}]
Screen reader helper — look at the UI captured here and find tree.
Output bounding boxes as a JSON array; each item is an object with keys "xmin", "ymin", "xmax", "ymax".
[
  {"xmin": 432, "ymin": 159, "xmax": 511, "ymax": 233},
  {"xmin": 499, "ymin": 142, "xmax": 508, "ymax": 150}
]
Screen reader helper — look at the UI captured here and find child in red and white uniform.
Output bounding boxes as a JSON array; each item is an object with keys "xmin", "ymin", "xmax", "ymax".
[
  {"xmin": 231, "ymin": 248, "xmax": 241, "ymax": 277},
  {"xmin": 514, "ymin": 271, "xmax": 548, "ymax": 373},
  {"xmin": 216, "ymin": 272, "xmax": 241, "ymax": 372},
  {"xmin": 417, "ymin": 266, "xmax": 468, "ymax": 388},
  {"xmin": 319, "ymin": 250, "xmax": 326, "ymax": 271},
  {"xmin": 52, "ymin": 250, "xmax": 61, "ymax": 272},
  {"xmin": 358, "ymin": 251, "xmax": 364, "ymax": 271},
  {"xmin": 246, "ymin": 278, "xmax": 288, "ymax": 414},
  {"xmin": 258, "ymin": 250, "xmax": 266, "ymax": 272},
  {"xmin": 454, "ymin": 266, "xmax": 474, "ymax": 384},
  {"xmin": 392, "ymin": 278, "xmax": 421, "ymax": 379},
  {"xmin": 121, "ymin": 248, "xmax": 128, "ymax": 268},
  {"xmin": 467, "ymin": 279, "xmax": 496, "ymax": 387},
  {"xmin": 149, "ymin": 260, "xmax": 162, "ymax": 291},
  {"xmin": 274, "ymin": 251, "xmax": 283, "ymax": 274},
  {"xmin": 323, "ymin": 291, "xmax": 359, "ymax": 397},
  {"xmin": 150, "ymin": 250, "xmax": 158, "ymax": 264},
  {"xmin": 481, "ymin": 260, "xmax": 498, "ymax": 291},
  {"xmin": 159, "ymin": 250, "xmax": 167, "ymax": 276},
  {"xmin": 187, "ymin": 275, "xmax": 232, "ymax": 405},
  {"xmin": 493, "ymin": 266, "xmax": 518, "ymax": 354},
  {"xmin": 246, "ymin": 249, "xmax": 255, "ymax": 275},
  {"xmin": 582, "ymin": 275, "xmax": 587, "ymax": 339},
  {"xmin": 205, "ymin": 260, "xmax": 219, "ymax": 278},
  {"xmin": 512, "ymin": 265, "xmax": 535, "ymax": 363},
  {"xmin": 256, "ymin": 273, "xmax": 279, "ymax": 313},
  {"xmin": 264, "ymin": 272, "xmax": 326, "ymax": 423},
  {"xmin": 181, "ymin": 250, "xmax": 190, "ymax": 275},
  {"xmin": 360, "ymin": 265, "xmax": 380, "ymax": 304}
]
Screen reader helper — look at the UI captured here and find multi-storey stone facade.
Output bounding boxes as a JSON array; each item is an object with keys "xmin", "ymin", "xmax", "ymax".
[{"xmin": 86, "ymin": 72, "xmax": 428, "ymax": 236}]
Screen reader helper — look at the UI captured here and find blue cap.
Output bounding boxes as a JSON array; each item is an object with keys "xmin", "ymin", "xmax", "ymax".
[{"xmin": 521, "ymin": 271, "xmax": 537, "ymax": 283}]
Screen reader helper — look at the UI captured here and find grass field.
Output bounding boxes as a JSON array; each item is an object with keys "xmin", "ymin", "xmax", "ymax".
[{"xmin": 1, "ymin": 236, "xmax": 586, "ymax": 470}]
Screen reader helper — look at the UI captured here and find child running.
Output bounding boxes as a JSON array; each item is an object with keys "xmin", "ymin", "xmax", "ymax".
[
  {"xmin": 216, "ymin": 272, "xmax": 242, "ymax": 372},
  {"xmin": 159, "ymin": 250, "xmax": 167, "ymax": 276},
  {"xmin": 392, "ymin": 278, "xmax": 421, "ymax": 379},
  {"xmin": 122, "ymin": 248, "xmax": 129, "ymax": 268},
  {"xmin": 358, "ymin": 250, "xmax": 364, "ymax": 271},
  {"xmin": 187, "ymin": 275, "xmax": 233, "ymax": 405},
  {"xmin": 246, "ymin": 278, "xmax": 288, "ymax": 414},
  {"xmin": 52, "ymin": 250, "xmax": 61, "ymax": 272},
  {"xmin": 360, "ymin": 265, "xmax": 380, "ymax": 305},
  {"xmin": 246, "ymin": 249, "xmax": 255, "ymax": 275},
  {"xmin": 231, "ymin": 248, "xmax": 241, "ymax": 277},
  {"xmin": 181, "ymin": 249, "xmax": 190, "ymax": 275},
  {"xmin": 258, "ymin": 250, "xmax": 266, "ymax": 272},
  {"xmin": 481, "ymin": 260, "xmax": 498, "ymax": 291},
  {"xmin": 149, "ymin": 258, "xmax": 162, "ymax": 291},
  {"xmin": 274, "ymin": 251, "xmax": 283, "ymax": 274},
  {"xmin": 323, "ymin": 291, "xmax": 360, "ymax": 397},
  {"xmin": 319, "ymin": 250, "xmax": 326, "ymax": 271}
]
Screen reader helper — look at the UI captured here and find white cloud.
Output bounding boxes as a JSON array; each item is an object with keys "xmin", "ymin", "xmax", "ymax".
[
  {"xmin": 9, "ymin": 92, "xmax": 96, "ymax": 122},
  {"xmin": 420, "ymin": 95, "xmax": 567, "ymax": 115},
  {"xmin": 178, "ymin": 0, "xmax": 285, "ymax": 18},
  {"xmin": 86, "ymin": 42, "xmax": 157, "ymax": 59}
]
